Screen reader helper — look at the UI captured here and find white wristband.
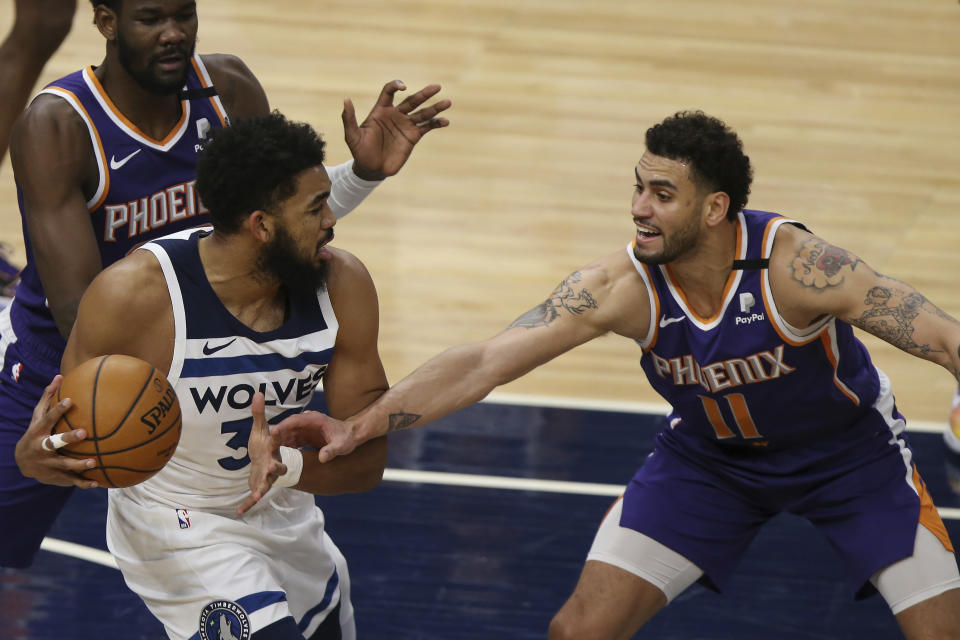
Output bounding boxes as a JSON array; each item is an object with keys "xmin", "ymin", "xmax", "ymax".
[
  {"xmin": 326, "ymin": 160, "xmax": 381, "ymax": 219},
  {"xmin": 275, "ymin": 447, "xmax": 304, "ymax": 488}
]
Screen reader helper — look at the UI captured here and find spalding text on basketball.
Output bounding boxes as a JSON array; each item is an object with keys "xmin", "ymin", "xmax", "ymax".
[{"xmin": 140, "ymin": 385, "xmax": 178, "ymax": 434}]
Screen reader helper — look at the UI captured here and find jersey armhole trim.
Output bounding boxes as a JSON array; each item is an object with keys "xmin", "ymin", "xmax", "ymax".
[
  {"xmin": 625, "ymin": 242, "xmax": 659, "ymax": 351},
  {"xmin": 37, "ymin": 87, "xmax": 109, "ymax": 211},
  {"xmin": 760, "ymin": 217, "xmax": 831, "ymax": 345},
  {"xmin": 137, "ymin": 242, "xmax": 187, "ymax": 384}
]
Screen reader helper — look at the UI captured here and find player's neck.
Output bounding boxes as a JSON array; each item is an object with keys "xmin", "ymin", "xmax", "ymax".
[
  {"xmin": 94, "ymin": 59, "xmax": 183, "ymax": 141},
  {"xmin": 665, "ymin": 220, "xmax": 739, "ymax": 317},
  {"xmin": 198, "ymin": 233, "xmax": 288, "ymax": 334}
]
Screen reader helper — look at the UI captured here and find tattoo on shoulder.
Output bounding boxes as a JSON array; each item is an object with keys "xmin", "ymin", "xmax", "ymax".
[
  {"xmin": 388, "ymin": 412, "xmax": 421, "ymax": 432},
  {"xmin": 790, "ymin": 239, "xmax": 863, "ymax": 290},
  {"xmin": 851, "ymin": 285, "xmax": 949, "ymax": 356},
  {"xmin": 508, "ymin": 271, "xmax": 599, "ymax": 330}
]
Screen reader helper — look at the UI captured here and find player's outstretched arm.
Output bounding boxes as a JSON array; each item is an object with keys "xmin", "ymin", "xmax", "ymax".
[
  {"xmin": 769, "ymin": 224, "xmax": 960, "ymax": 380},
  {"xmin": 274, "ymin": 253, "xmax": 646, "ymax": 463}
]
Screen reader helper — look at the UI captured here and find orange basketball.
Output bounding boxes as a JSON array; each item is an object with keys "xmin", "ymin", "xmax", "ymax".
[{"xmin": 52, "ymin": 354, "xmax": 182, "ymax": 488}]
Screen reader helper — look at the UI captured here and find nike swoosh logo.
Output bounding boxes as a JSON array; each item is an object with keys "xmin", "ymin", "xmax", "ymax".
[
  {"xmin": 202, "ymin": 338, "xmax": 236, "ymax": 355},
  {"xmin": 659, "ymin": 315, "xmax": 686, "ymax": 328},
  {"xmin": 109, "ymin": 148, "xmax": 142, "ymax": 170}
]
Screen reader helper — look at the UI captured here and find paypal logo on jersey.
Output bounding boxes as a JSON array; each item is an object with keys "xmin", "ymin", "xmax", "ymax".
[
  {"xmin": 736, "ymin": 292, "xmax": 765, "ymax": 325},
  {"xmin": 189, "ymin": 367, "xmax": 327, "ymax": 413}
]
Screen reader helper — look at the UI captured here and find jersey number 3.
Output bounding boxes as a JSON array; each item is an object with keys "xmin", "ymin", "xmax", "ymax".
[{"xmin": 218, "ymin": 407, "xmax": 300, "ymax": 471}]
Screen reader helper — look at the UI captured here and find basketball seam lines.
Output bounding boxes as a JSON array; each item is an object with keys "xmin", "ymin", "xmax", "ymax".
[
  {"xmin": 91, "ymin": 356, "xmax": 110, "ymax": 487},
  {"xmin": 97, "ymin": 366, "xmax": 159, "ymax": 440}
]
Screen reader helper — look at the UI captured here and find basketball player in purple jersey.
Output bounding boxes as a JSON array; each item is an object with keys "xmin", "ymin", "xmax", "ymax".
[
  {"xmin": 267, "ymin": 112, "xmax": 960, "ymax": 638},
  {"xmin": 0, "ymin": 0, "xmax": 77, "ymax": 298},
  {"xmin": 2, "ymin": 0, "xmax": 450, "ymax": 569}
]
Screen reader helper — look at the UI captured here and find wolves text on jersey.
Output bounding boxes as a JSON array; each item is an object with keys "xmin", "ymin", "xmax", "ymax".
[
  {"xmin": 649, "ymin": 344, "xmax": 795, "ymax": 393},
  {"xmin": 103, "ymin": 180, "xmax": 208, "ymax": 242},
  {"xmin": 188, "ymin": 368, "xmax": 327, "ymax": 414}
]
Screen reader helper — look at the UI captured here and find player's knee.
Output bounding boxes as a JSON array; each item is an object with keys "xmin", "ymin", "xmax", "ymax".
[{"xmin": 548, "ymin": 607, "xmax": 593, "ymax": 640}]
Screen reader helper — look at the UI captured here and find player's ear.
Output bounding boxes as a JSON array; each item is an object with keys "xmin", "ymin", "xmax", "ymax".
[
  {"xmin": 247, "ymin": 210, "xmax": 274, "ymax": 243},
  {"xmin": 94, "ymin": 5, "xmax": 118, "ymax": 42},
  {"xmin": 702, "ymin": 191, "xmax": 730, "ymax": 227}
]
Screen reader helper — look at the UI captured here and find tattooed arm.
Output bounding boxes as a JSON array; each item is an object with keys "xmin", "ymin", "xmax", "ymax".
[
  {"xmin": 769, "ymin": 224, "xmax": 960, "ymax": 379},
  {"xmin": 272, "ymin": 250, "xmax": 651, "ymax": 461}
]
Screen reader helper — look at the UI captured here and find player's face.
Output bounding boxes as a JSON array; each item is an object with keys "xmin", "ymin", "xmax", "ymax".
[
  {"xmin": 115, "ymin": 0, "xmax": 198, "ymax": 96},
  {"xmin": 630, "ymin": 152, "xmax": 707, "ymax": 265},
  {"xmin": 259, "ymin": 166, "xmax": 336, "ymax": 290}
]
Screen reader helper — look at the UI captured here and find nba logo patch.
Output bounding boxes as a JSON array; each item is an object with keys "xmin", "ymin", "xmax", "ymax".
[
  {"xmin": 11, "ymin": 362, "xmax": 22, "ymax": 383},
  {"xmin": 176, "ymin": 509, "xmax": 191, "ymax": 529},
  {"xmin": 199, "ymin": 600, "xmax": 251, "ymax": 640}
]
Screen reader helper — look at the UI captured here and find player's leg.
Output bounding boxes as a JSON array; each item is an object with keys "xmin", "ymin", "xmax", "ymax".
[
  {"xmin": 548, "ymin": 496, "xmax": 703, "ymax": 640},
  {"xmin": 871, "ymin": 524, "xmax": 960, "ymax": 640},
  {"xmin": 0, "ymin": 0, "xmax": 76, "ymax": 297},
  {"xmin": 0, "ymin": 378, "xmax": 74, "ymax": 568},
  {"xmin": 0, "ymin": 0, "xmax": 76, "ymax": 164}
]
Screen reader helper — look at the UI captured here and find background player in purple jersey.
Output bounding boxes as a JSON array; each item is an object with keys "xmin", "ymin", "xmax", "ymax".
[
  {"xmin": 2, "ymin": 0, "xmax": 450, "ymax": 569},
  {"xmin": 266, "ymin": 111, "xmax": 960, "ymax": 638},
  {"xmin": 0, "ymin": 0, "xmax": 77, "ymax": 298}
]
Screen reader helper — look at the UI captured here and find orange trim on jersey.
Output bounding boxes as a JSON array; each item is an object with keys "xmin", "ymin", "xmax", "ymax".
[
  {"xmin": 760, "ymin": 214, "xmax": 787, "ymax": 254},
  {"xmin": 818, "ymin": 332, "xmax": 860, "ymax": 405},
  {"xmin": 913, "ymin": 466, "xmax": 955, "ymax": 552},
  {"xmin": 190, "ymin": 56, "xmax": 228, "ymax": 127},
  {"xmin": 45, "ymin": 86, "xmax": 111, "ymax": 212},
  {"xmin": 638, "ymin": 259, "xmax": 661, "ymax": 352},
  {"xmin": 84, "ymin": 66, "xmax": 188, "ymax": 146},
  {"xmin": 663, "ymin": 220, "xmax": 742, "ymax": 324}
]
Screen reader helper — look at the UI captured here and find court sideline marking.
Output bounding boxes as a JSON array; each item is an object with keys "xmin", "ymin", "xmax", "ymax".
[{"xmin": 39, "ymin": 393, "xmax": 959, "ymax": 568}]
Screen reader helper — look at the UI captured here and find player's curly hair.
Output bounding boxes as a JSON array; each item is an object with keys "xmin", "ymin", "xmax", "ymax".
[
  {"xmin": 645, "ymin": 111, "xmax": 753, "ymax": 220},
  {"xmin": 196, "ymin": 111, "xmax": 327, "ymax": 234}
]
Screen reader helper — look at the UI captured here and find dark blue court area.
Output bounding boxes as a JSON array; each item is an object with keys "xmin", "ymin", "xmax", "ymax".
[{"xmin": 2, "ymin": 399, "xmax": 959, "ymax": 639}]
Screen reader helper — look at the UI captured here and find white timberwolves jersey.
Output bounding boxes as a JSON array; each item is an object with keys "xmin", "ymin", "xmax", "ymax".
[
  {"xmin": 105, "ymin": 228, "xmax": 354, "ymax": 639},
  {"xmin": 122, "ymin": 227, "xmax": 338, "ymax": 513}
]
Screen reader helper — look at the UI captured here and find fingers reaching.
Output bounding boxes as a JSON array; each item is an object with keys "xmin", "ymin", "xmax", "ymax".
[
  {"xmin": 394, "ymin": 83, "xmax": 442, "ymax": 114},
  {"xmin": 375, "ymin": 79, "xmax": 407, "ymax": 108}
]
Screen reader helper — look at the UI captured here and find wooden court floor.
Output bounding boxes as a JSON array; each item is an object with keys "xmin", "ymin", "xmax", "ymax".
[{"xmin": 1, "ymin": 0, "xmax": 960, "ymax": 423}]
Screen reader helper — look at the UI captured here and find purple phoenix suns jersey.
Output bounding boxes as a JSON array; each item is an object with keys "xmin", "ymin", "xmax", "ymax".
[
  {"xmin": 630, "ymin": 209, "xmax": 883, "ymax": 473},
  {"xmin": 9, "ymin": 55, "xmax": 228, "ymax": 379}
]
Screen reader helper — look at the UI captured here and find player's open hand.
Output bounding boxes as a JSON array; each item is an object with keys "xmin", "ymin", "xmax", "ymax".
[
  {"xmin": 14, "ymin": 375, "xmax": 97, "ymax": 488},
  {"xmin": 238, "ymin": 392, "xmax": 286, "ymax": 516},
  {"xmin": 344, "ymin": 80, "xmax": 451, "ymax": 181},
  {"xmin": 272, "ymin": 411, "xmax": 360, "ymax": 464}
]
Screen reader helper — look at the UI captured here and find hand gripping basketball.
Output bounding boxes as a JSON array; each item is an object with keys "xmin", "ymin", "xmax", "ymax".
[
  {"xmin": 14, "ymin": 375, "xmax": 98, "ymax": 488},
  {"xmin": 47, "ymin": 355, "xmax": 182, "ymax": 488}
]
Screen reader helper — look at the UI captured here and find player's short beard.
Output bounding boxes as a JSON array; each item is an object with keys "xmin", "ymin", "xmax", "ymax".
[
  {"xmin": 258, "ymin": 225, "xmax": 329, "ymax": 292},
  {"xmin": 633, "ymin": 205, "xmax": 704, "ymax": 265},
  {"xmin": 116, "ymin": 28, "xmax": 195, "ymax": 96}
]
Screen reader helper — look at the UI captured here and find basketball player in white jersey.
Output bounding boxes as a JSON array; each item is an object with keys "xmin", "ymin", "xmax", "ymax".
[{"xmin": 25, "ymin": 112, "xmax": 387, "ymax": 639}]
